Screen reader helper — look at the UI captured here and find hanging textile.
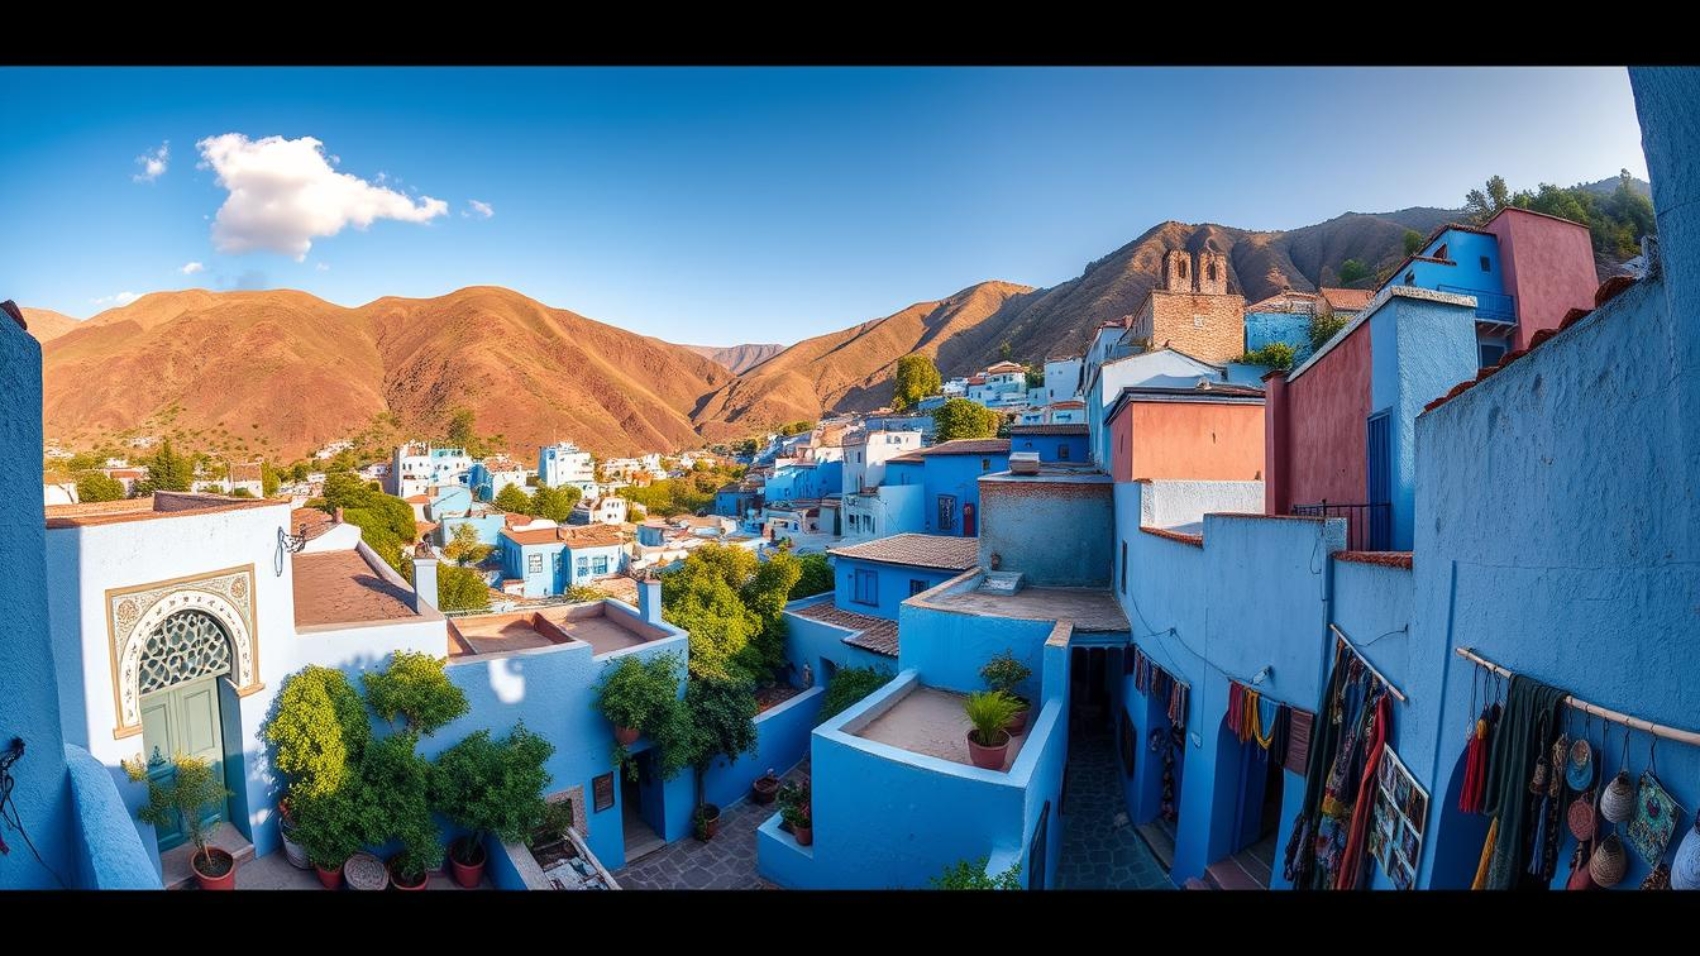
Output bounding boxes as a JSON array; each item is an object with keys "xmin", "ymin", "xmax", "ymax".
[
  {"xmin": 1312, "ymin": 671, "xmax": 1376, "ymax": 888},
  {"xmin": 1133, "ymin": 648, "xmax": 1151, "ymax": 693},
  {"xmin": 1335, "ymin": 692, "xmax": 1392, "ymax": 890},
  {"xmin": 1228, "ymin": 682, "xmax": 1245, "ymax": 742},
  {"xmin": 1285, "ymin": 708, "xmax": 1315, "ymax": 776},
  {"xmin": 1285, "ymin": 642, "xmax": 1353, "ymax": 889},
  {"xmin": 1480, "ymin": 673, "xmax": 1568, "ymax": 890},
  {"xmin": 1169, "ymin": 677, "xmax": 1188, "ymax": 732},
  {"xmin": 1251, "ymin": 693, "xmax": 1281, "ymax": 751}
]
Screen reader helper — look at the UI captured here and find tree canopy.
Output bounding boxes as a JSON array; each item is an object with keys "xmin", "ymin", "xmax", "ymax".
[
  {"xmin": 442, "ymin": 524, "xmax": 492, "ymax": 566},
  {"xmin": 437, "ymin": 564, "xmax": 491, "ymax": 613},
  {"xmin": 134, "ymin": 439, "xmax": 193, "ymax": 495},
  {"xmin": 891, "ymin": 354, "xmax": 942, "ymax": 411},
  {"xmin": 1464, "ymin": 170, "xmax": 1655, "ymax": 258},
  {"xmin": 493, "ymin": 483, "xmax": 532, "ymax": 515},
  {"xmin": 1338, "ymin": 258, "xmax": 1370, "ymax": 285},
  {"xmin": 932, "ymin": 397, "xmax": 1000, "ymax": 443},
  {"xmin": 317, "ymin": 471, "xmax": 418, "ymax": 575},
  {"xmin": 660, "ymin": 544, "xmax": 799, "ymax": 683},
  {"xmin": 76, "ymin": 471, "xmax": 126, "ymax": 502}
]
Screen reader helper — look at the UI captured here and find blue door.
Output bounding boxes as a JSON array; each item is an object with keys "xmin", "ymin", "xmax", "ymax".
[{"xmin": 1365, "ymin": 410, "xmax": 1392, "ymax": 550}]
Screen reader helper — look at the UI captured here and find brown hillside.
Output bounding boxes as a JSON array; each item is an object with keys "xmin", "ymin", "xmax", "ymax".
[
  {"xmin": 19, "ymin": 308, "xmax": 83, "ymax": 343},
  {"xmin": 40, "ymin": 287, "xmax": 732, "ymax": 461},
  {"xmin": 685, "ymin": 343, "xmax": 786, "ymax": 374}
]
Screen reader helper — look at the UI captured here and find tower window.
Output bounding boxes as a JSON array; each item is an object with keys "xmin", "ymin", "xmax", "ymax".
[
  {"xmin": 1206, "ymin": 261, "xmax": 1217, "ymax": 282},
  {"xmin": 1480, "ymin": 256, "xmax": 1492, "ymax": 272},
  {"xmin": 1178, "ymin": 259, "xmax": 1188, "ymax": 280}
]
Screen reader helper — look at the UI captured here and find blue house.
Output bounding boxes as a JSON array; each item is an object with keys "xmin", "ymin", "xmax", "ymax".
[
  {"xmin": 499, "ymin": 524, "xmax": 627, "ymax": 598},
  {"xmin": 762, "ymin": 459, "xmax": 844, "ymax": 503},
  {"xmin": 426, "ymin": 484, "xmax": 473, "ymax": 521},
  {"xmin": 713, "ymin": 483, "xmax": 758, "ymax": 519},
  {"xmin": 435, "ymin": 508, "xmax": 509, "ymax": 548},
  {"xmin": 1243, "ymin": 290, "xmax": 1323, "ymax": 359},
  {"xmin": 1007, "ymin": 424, "xmax": 1088, "ymax": 464},
  {"xmin": 911, "ymin": 438, "xmax": 1010, "ymax": 537},
  {"xmin": 828, "ymin": 534, "xmax": 980, "ymax": 620}
]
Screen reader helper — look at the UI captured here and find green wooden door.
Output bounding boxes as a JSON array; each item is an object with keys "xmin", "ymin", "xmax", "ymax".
[{"xmin": 139, "ymin": 676, "xmax": 226, "ymax": 850}]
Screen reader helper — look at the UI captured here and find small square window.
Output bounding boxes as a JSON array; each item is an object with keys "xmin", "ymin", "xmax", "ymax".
[
  {"xmin": 1480, "ymin": 256, "xmax": 1491, "ymax": 272},
  {"xmin": 908, "ymin": 579, "xmax": 929, "ymax": 597},
  {"xmin": 981, "ymin": 458, "xmax": 990, "ymax": 471}
]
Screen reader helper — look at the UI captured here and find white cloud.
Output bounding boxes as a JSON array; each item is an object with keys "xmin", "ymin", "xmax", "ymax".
[
  {"xmin": 133, "ymin": 141, "xmax": 169, "ymax": 183},
  {"xmin": 315, "ymin": 262, "xmax": 331, "ymax": 272},
  {"xmin": 464, "ymin": 199, "xmax": 494, "ymax": 220},
  {"xmin": 92, "ymin": 291, "xmax": 142, "ymax": 308},
  {"xmin": 196, "ymin": 133, "xmax": 448, "ymax": 261},
  {"xmin": 180, "ymin": 261, "xmax": 206, "ymax": 275}
]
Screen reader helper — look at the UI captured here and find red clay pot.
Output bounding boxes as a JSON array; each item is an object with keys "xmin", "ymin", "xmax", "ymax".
[
  {"xmin": 449, "ymin": 840, "xmax": 486, "ymax": 889},
  {"xmin": 614, "ymin": 725, "xmax": 641, "ymax": 746},
  {"xmin": 389, "ymin": 859, "xmax": 428, "ymax": 891},
  {"xmin": 793, "ymin": 824, "xmax": 814, "ymax": 847},
  {"xmin": 1005, "ymin": 703, "xmax": 1030, "ymax": 736},
  {"xmin": 315, "ymin": 863, "xmax": 345, "ymax": 890},
  {"xmin": 752, "ymin": 775, "xmax": 781, "ymax": 805},
  {"xmin": 192, "ymin": 847, "xmax": 237, "ymax": 891},
  {"xmin": 694, "ymin": 804, "xmax": 721, "ymax": 842},
  {"xmin": 966, "ymin": 729, "xmax": 1011, "ymax": 771}
]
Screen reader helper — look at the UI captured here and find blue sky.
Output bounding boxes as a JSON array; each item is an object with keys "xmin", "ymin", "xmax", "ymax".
[{"xmin": 0, "ymin": 67, "xmax": 1647, "ymax": 345}]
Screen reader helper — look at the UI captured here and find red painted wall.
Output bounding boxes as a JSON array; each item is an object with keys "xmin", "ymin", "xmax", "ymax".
[
  {"xmin": 1266, "ymin": 320, "xmax": 1372, "ymax": 513},
  {"xmin": 1487, "ymin": 208, "xmax": 1599, "ymax": 350},
  {"xmin": 1108, "ymin": 399, "xmax": 1265, "ymax": 482}
]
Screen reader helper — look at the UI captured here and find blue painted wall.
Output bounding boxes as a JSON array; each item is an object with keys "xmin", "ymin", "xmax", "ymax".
[
  {"xmin": 979, "ymin": 474, "xmax": 1113, "ymax": 587},
  {"xmin": 920, "ymin": 453, "xmax": 1009, "ymax": 536},
  {"xmin": 1007, "ymin": 432, "xmax": 1089, "ymax": 464},
  {"xmin": 701, "ymin": 687, "xmax": 825, "ymax": 810},
  {"xmin": 713, "ymin": 489, "xmax": 756, "ymax": 518},
  {"xmin": 1245, "ymin": 311, "xmax": 1312, "ymax": 357},
  {"xmin": 428, "ymin": 485, "xmax": 473, "ymax": 519},
  {"xmin": 63, "ymin": 744, "xmax": 159, "ymax": 889},
  {"xmin": 884, "ymin": 458, "xmax": 923, "ymax": 487},
  {"xmin": 0, "ymin": 317, "xmax": 80, "ymax": 890},
  {"xmin": 499, "ymin": 536, "xmax": 624, "ymax": 598},
  {"xmin": 782, "ymin": 596, "xmax": 897, "ymax": 684},
  {"xmin": 898, "ymin": 586, "xmax": 1052, "ymax": 698},
  {"xmin": 436, "ymin": 512, "xmax": 507, "ymax": 548},
  {"xmin": 833, "ymin": 556, "xmax": 960, "ymax": 621},
  {"xmin": 1367, "ymin": 291, "xmax": 1478, "ymax": 550}
]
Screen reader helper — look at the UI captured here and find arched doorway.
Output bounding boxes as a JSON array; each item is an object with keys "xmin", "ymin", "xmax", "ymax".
[
  {"xmin": 137, "ymin": 609, "xmax": 234, "ymax": 850},
  {"xmin": 962, "ymin": 503, "xmax": 977, "ymax": 537}
]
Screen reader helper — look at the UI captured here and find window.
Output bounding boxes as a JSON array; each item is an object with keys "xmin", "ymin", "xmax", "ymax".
[
  {"xmin": 1120, "ymin": 541, "xmax": 1128, "ymax": 594},
  {"xmin": 1178, "ymin": 259, "xmax": 1188, "ymax": 280},
  {"xmin": 853, "ymin": 569, "xmax": 878, "ymax": 606},
  {"xmin": 1206, "ymin": 261, "xmax": 1217, "ymax": 282},
  {"xmin": 981, "ymin": 458, "xmax": 990, "ymax": 472},
  {"xmin": 1058, "ymin": 443, "xmax": 1070, "ymax": 461},
  {"xmin": 1479, "ymin": 342, "xmax": 1507, "ymax": 368},
  {"xmin": 576, "ymin": 557, "xmax": 589, "ymax": 579},
  {"xmin": 592, "ymin": 555, "xmax": 610, "ymax": 576},
  {"xmin": 937, "ymin": 495, "xmax": 957, "ymax": 532},
  {"xmin": 552, "ymin": 552, "xmax": 562, "ymax": 574},
  {"xmin": 908, "ymin": 579, "xmax": 929, "ymax": 597},
  {"xmin": 1433, "ymin": 243, "xmax": 1448, "ymax": 260},
  {"xmin": 857, "ymin": 452, "xmax": 863, "ymax": 463},
  {"xmin": 1480, "ymin": 256, "xmax": 1492, "ymax": 272},
  {"xmin": 527, "ymin": 553, "xmax": 542, "ymax": 574},
  {"xmin": 1404, "ymin": 271, "xmax": 1415, "ymax": 285}
]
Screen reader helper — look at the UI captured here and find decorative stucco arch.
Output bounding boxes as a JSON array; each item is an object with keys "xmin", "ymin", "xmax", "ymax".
[{"xmin": 106, "ymin": 565, "xmax": 262, "ymax": 738}]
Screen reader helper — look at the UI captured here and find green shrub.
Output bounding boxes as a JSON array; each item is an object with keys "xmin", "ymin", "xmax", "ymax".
[
  {"xmin": 363, "ymin": 650, "xmax": 469, "ymax": 736},
  {"xmin": 291, "ymin": 787, "xmax": 369, "ymax": 870},
  {"xmin": 979, "ymin": 650, "xmax": 1031, "ymax": 700},
  {"xmin": 818, "ymin": 666, "xmax": 895, "ymax": 723},
  {"xmin": 594, "ymin": 652, "xmax": 682, "ymax": 734},
  {"xmin": 1240, "ymin": 342, "xmax": 1296, "ymax": 370},
  {"xmin": 431, "ymin": 724, "xmax": 555, "ymax": 864},
  {"xmin": 359, "ymin": 734, "xmax": 439, "ymax": 881},
  {"xmin": 76, "ymin": 471, "xmax": 126, "ymax": 502},
  {"xmin": 931, "ymin": 856, "xmax": 1021, "ymax": 890},
  {"xmin": 564, "ymin": 584, "xmax": 609, "ymax": 603},
  {"xmin": 964, "ymin": 690, "xmax": 1020, "ymax": 746},
  {"xmin": 437, "ymin": 564, "xmax": 491, "ymax": 613},
  {"xmin": 788, "ymin": 553, "xmax": 833, "ymax": 600},
  {"xmin": 264, "ymin": 665, "xmax": 371, "ymax": 800},
  {"xmin": 129, "ymin": 755, "xmax": 233, "ymax": 873}
]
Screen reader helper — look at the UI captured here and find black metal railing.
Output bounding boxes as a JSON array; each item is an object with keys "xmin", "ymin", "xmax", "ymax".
[{"xmin": 1290, "ymin": 501, "xmax": 1392, "ymax": 551}]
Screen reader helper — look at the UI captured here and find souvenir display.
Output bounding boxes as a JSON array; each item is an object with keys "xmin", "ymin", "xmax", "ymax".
[
  {"xmin": 1626, "ymin": 770, "xmax": 1681, "ymax": 867},
  {"xmin": 1368, "ymin": 746, "xmax": 1425, "ymax": 890}
]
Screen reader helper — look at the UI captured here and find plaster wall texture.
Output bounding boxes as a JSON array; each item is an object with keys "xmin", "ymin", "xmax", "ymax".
[
  {"xmin": 834, "ymin": 556, "xmax": 961, "ymax": 620},
  {"xmin": 978, "ymin": 476, "xmax": 1113, "ymax": 588},
  {"xmin": 1484, "ymin": 209, "xmax": 1598, "ymax": 347},
  {"xmin": 434, "ymin": 513, "xmax": 507, "ymax": 548},
  {"xmin": 1109, "ymin": 400, "xmax": 1265, "ymax": 482},
  {"xmin": 783, "ymin": 595, "xmax": 898, "ymax": 678},
  {"xmin": 1136, "ymin": 479, "xmax": 1265, "ymax": 533},
  {"xmin": 64, "ymin": 743, "xmax": 159, "ymax": 888},
  {"xmin": 0, "ymin": 318, "xmax": 79, "ymax": 889},
  {"xmin": 842, "ymin": 483, "xmax": 924, "ymax": 541},
  {"xmin": 1087, "ymin": 349, "xmax": 1231, "ymax": 466},
  {"xmin": 1008, "ymin": 432, "xmax": 1089, "ymax": 464},
  {"xmin": 896, "ymin": 594, "xmax": 1053, "ymax": 699},
  {"xmin": 701, "ymin": 687, "xmax": 824, "ymax": 811},
  {"xmin": 1245, "ymin": 311, "xmax": 1312, "ymax": 356},
  {"xmin": 919, "ymin": 453, "xmax": 1008, "ymax": 536},
  {"xmin": 1267, "ymin": 317, "xmax": 1371, "ymax": 514}
]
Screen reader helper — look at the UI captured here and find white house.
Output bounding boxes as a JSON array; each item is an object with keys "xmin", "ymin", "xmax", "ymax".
[
  {"xmin": 842, "ymin": 429, "xmax": 922, "ymax": 494},
  {"xmin": 538, "ymin": 441, "xmax": 596, "ymax": 494},
  {"xmin": 569, "ymin": 496, "xmax": 629, "ymax": 527}
]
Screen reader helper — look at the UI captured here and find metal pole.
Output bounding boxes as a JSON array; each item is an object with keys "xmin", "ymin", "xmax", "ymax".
[{"xmin": 1454, "ymin": 646, "xmax": 1700, "ymax": 748}]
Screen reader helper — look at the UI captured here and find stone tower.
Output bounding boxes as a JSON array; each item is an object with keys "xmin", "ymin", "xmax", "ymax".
[
  {"xmin": 1162, "ymin": 250, "xmax": 1193, "ymax": 292},
  {"xmin": 1197, "ymin": 249, "xmax": 1229, "ymax": 295}
]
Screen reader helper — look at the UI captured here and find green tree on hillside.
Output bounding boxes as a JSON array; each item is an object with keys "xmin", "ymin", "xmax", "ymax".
[
  {"xmin": 261, "ymin": 461, "xmax": 281, "ymax": 497},
  {"xmin": 1338, "ymin": 259, "xmax": 1370, "ymax": 285},
  {"xmin": 999, "ymin": 341, "xmax": 1013, "ymax": 362},
  {"xmin": 494, "ymin": 484, "xmax": 532, "ymax": 515},
  {"xmin": 932, "ymin": 398, "xmax": 1000, "ymax": 443},
  {"xmin": 133, "ymin": 439, "xmax": 193, "ymax": 495},
  {"xmin": 530, "ymin": 484, "xmax": 582, "ymax": 523},
  {"xmin": 1466, "ymin": 171, "xmax": 1654, "ymax": 259},
  {"xmin": 1402, "ymin": 229, "xmax": 1424, "ymax": 256},
  {"xmin": 76, "ymin": 471, "xmax": 126, "ymax": 502},
  {"xmin": 891, "ymin": 354, "xmax": 942, "ymax": 411},
  {"xmin": 658, "ymin": 544, "xmax": 797, "ymax": 683},
  {"xmin": 316, "ymin": 470, "xmax": 418, "ymax": 575},
  {"xmin": 1310, "ymin": 312, "xmax": 1350, "ymax": 355},
  {"xmin": 446, "ymin": 407, "xmax": 477, "ymax": 449},
  {"xmin": 1464, "ymin": 175, "xmax": 1513, "ymax": 223}
]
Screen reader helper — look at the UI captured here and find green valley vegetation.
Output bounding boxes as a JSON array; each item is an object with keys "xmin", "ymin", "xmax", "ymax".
[
  {"xmin": 817, "ymin": 666, "xmax": 895, "ymax": 723},
  {"xmin": 75, "ymin": 470, "xmax": 126, "ymax": 502},
  {"xmin": 1403, "ymin": 228, "xmax": 1425, "ymax": 256},
  {"xmin": 1464, "ymin": 170, "xmax": 1655, "ymax": 258},
  {"xmin": 316, "ymin": 471, "xmax": 419, "ymax": 576},
  {"xmin": 133, "ymin": 438, "xmax": 194, "ymax": 495},
  {"xmin": 493, "ymin": 482, "xmax": 584, "ymax": 521},
  {"xmin": 618, "ymin": 460, "xmax": 746, "ymax": 518},
  {"xmin": 1338, "ymin": 258, "xmax": 1370, "ymax": 285},
  {"xmin": 1240, "ymin": 342, "xmax": 1296, "ymax": 370},
  {"xmin": 443, "ymin": 406, "xmax": 509, "ymax": 460},
  {"xmin": 891, "ymin": 353, "xmax": 942, "ymax": 411},
  {"xmin": 778, "ymin": 420, "xmax": 814, "ymax": 437},
  {"xmin": 442, "ymin": 523, "xmax": 493, "ymax": 566},
  {"xmin": 788, "ymin": 552, "xmax": 833, "ymax": 600},
  {"xmin": 437, "ymin": 564, "xmax": 491, "ymax": 613},
  {"xmin": 659, "ymin": 543, "xmax": 802, "ymax": 683},
  {"xmin": 932, "ymin": 397, "xmax": 1000, "ymax": 443}
]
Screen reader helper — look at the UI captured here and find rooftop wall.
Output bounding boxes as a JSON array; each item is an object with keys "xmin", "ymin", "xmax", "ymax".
[{"xmin": 978, "ymin": 474, "xmax": 1113, "ymax": 587}]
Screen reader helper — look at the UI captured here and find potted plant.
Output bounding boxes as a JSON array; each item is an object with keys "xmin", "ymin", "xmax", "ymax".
[
  {"xmin": 778, "ymin": 782, "xmax": 813, "ymax": 846},
  {"xmin": 128, "ymin": 754, "xmax": 237, "ymax": 890},
  {"xmin": 359, "ymin": 734, "xmax": 441, "ymax": 891},
  {"xmin": 594, "ymin": 652, "xmax": 683, "ymax": 762},
  {"xmin": 752, "ymin": 767, "xmax": 781, "ymax": 805},
  {"xmin": 362, "ymin": 650, "xmax": 470, "ymax": 739},
  {"xmin": 964, "ymin": 690, "xmax": 1020, "ymax": 771},
  {"xmin": 431, "ymin": 724, "xmax": 556, "ymax": 888},
  {"xmin": 277, "ymin": 796, "xmax": 309, "ymax": 870},
  {"xmin": 931, "ymin": 856, "xmax": 1022, "ymax": 890},
  {"xmin": 264, "ymin": 666, "xmax": 372, "ymax": 872},
  {"xmin": 291, "ymin": 787, "xmax": 368, "ymax": 890},
  {"xmin": 656, "ymin": 674, "xmax": 757, "ymax": 844},
  {"xmin": 980, "ymin": 650, "xmax": 1033, "ymax": 735}
]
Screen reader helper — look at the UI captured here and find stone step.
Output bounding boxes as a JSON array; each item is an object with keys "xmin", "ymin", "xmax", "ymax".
[
  {"xmin": 1183, "ymin": 877, "xmax": 1213, "ymax": 890},
  {"xmin": 1204, "ymin": 855, "xmax": 1266, "ymax": 891},
  {"xmin": 163, "ymin": 822, "xmax": 256, "ymax": 890}
]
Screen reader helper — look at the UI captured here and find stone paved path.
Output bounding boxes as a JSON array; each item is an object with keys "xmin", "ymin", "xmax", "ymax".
[
  {"xmin": 1056, "ymin": 732, "xmax": 1174, "ymax": 890},
  {"xmin": 612, "ymin": 762, "xmax": 806, "ymax": 890}
]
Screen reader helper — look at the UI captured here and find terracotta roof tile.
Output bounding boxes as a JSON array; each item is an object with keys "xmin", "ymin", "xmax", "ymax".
[
  {"xmin": 1596, "ymin": 275, "xmax": 1637, "ymax": 308},
  {"xmin": 1333, "ymin": 551, "xmax": 1414, "ymax": 570},
  {"xmin": 1318, "ymin": 287, "xmax": 1374, "ymax": 312},
  {"xmin": 1528, "ymin": 328, "xmax": 1559, "ymax": 349},
  {"xmin": 502, "ymin": 525, "xmax": 624, "ymax": 548},
  {"xmin": 917, "ymin": 438, "xmax": 1010, "ymax": 457},
  {"xmin": 291, "ymin": 550, "xmax": 420, "ymax": 627},
  {"xmin": 788, "ymin": 601, "xmax": 898, "ymax": 657},
  {"xmin": 1560, "ymin": 307, "xmax": 1592, "ymax": 330},
  {"xmin": 828, "ymin": 533, "xmax": 979, "ymax": 571},
  {"xmin": 290, "ymin": 507, "xmax": 335, "ymax": 542},
  {"xmin": 1140, "ymin": 526, "xmax": 1203, "ymax": 548}
]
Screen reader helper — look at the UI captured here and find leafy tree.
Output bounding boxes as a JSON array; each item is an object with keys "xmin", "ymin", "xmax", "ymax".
[
  {"xmin": 734, "ymin": 438, "xmax": 759, "ymax": 458},
  {"xmin": 134, "ymin": 439, "xmax": 193, "ymax": 494},
  {"xmin": 494, "ymin": 483, "xmax": 532, "ymax": 515},
  {"xmin": 818, "ymin": 666, "xmax": 895, "ymax": 722},
  {"xmin": 1464, "ymin": 174, "xmax": 1512, "ymax": 224},
  {"xmin": 263, "ymin": 665, "xmax": 371, "ymax": 801},
  {"xmin": 1240, "ymin": 342, "xmax": 1296, "ymax": 370},
  {"xmin": 932, "ymin": 856, "xmax": 1022, "ymax": 890},
  {"xmin": 891, "ymin": 354, "xmax": 943, "ymax": 411},
  {"xmin": 261, "ymin": 461, "xmax": 281, "ymax": 497},
  {"xmin": 778, "ymin": 420, "xmax": 814, "ymax": 437},
  {"xmin": 76, "ymin": 471, "xmax": 126, "ymax": 502},
  {"xmin": 430, "ymin": 724, "xmax": 555, "ymax": 865},
  {"xmin": 1024, "ymin": 364, "xmax": 1045, "ymax": 389},
  {"xmin": 530, "ymin": 484, "xmax": 582, "ymax": 523},
  {"xmin": 658, "ymin": 675, "xmax": 757, "ymax": 820},
  {"xmin": 230, "ymin": 487, "xmax": 257, "ymax": 498},
  {"xmin": 788, "ymin": 553, "xmax": 833, "ymax": 599},
  {"xmin": 1402, "ymin": 229, "xmax": 1424, "ymax": 256},
  {"xmin": 661, "ymin": 544, "xmax": 763, "ymax": 680},
  {"xmin": 999, "ymin": 341, "xmax": 1013, "ymax": 362},
  {"xmin": 1310, "ymin": 311, "xmax": 1350, "ymax": 355},
  {"xmin": 438, "ymin": 564, "xmax": 491, "ymax": 613},
  {"xmin": 357, "ymin": 733, "xmax": 440, "ymax": 882},
  {"xmin": 564, "ymin": 584, "xmax": 609, "ymax": 603},
  {"xmin": 443, "ymin": 523, "xmax": 493, "ymax": 566},
  {"xmin": 318, "ymin": 470, "xmax": 418, "ymax": 574},
  {"xmin": 363, "ymin": 650, "xmax": 469, "ymax": 737},
  {"xmin": 932, "ymin": 397, "xmax": 1000, "ymax": 443},
  {"xmin": 290, "ymin": 462, "xmax": 311, "ymax": 483},
  {"xmin": 446, "ymin": 406, "xmax": 477, "ymax": 449},
  {"xmin": 740, "ymin": 551, "xmax": 803, "ymax": 678},
  {"xmin": 1338, "ymin": 258, "xmax": 1370, "ymax": 284}
]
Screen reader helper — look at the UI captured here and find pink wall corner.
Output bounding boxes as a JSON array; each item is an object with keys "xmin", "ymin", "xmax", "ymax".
[{"xmin": 1487, "ymin": 208, "xmax": 1599, "ymax": 350}]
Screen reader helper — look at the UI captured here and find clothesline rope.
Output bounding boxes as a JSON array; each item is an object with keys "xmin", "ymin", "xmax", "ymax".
[
  {"xmin": 1329, "ymin": 623, "xmax": 1408, "ymax": 703},
  {"xmin": 1454, "ymin": 646, "xmax": 1700, "ymax": 748}
]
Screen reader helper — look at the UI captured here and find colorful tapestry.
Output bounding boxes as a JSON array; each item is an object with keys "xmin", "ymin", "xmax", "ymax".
[
  {"xmin": 1627, "ymin": 771, "xmax": 1683, "ymax": 867},
  {"xmin": 1368, "ymin": 747, "xmax": 1428, "ymax": 890}
]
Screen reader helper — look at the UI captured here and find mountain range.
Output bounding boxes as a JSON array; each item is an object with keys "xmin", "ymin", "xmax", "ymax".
[{"xmin": 28, "ymin": 182, "xmax": 1641, "ymax": 461}]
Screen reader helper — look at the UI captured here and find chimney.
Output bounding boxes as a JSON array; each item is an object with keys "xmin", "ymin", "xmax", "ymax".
[
  {"xmin": 637, "ymin": 573, "xmax": 663, "ymax": 625},
  {"xmin": 334, "ymin": 506, "xmax": 345, "ymax": 524},
  {"xmin": 411, "ymin": 544, "xmax": 439, "ymax": 613}
]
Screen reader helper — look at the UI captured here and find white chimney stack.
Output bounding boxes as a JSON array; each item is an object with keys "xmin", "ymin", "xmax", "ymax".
[
  {"xmin": 412, "ymin": 545, "xmax": 439, "ymax": 613},
  {"xmin": 638, "ymin": 574, "xmax": 663, "ymax": 625}
]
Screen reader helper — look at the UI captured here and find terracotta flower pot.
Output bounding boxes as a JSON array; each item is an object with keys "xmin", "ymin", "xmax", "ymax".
[
  {"xmin": 450, "ymin": 839, "xmax": 486, "ymax": 889},
  {"xmin": 389, "ymin": 858, "xmax": 429, "ymax": 891},
  {"xmin": 793, "ymin": 824, "xmax": 814, "ymax": 847},
  {"xmin": 1005, "ymin": 701, "xmax": 1030, "ymax": 736},
  {"xmin": 315, "ymin": 863, "xmax": 345, "ymax": 890},
  {"xmin": 966, "ymin": 729, "xmax": 1011, "ymax": 771},
  {"xmin": 192, "ymin": 847, "xmax": 237, "ymax": 891},
  {"xmin": 614, "ymin": 725, "xmax": 641, "ymax": 746},
  {"xmin": 694, "ymin": 805, "xmax": 721, "ymax": 842},
  {"xmin": 752, "ymin": 775, "xmax": 781, "ymax": 805}
]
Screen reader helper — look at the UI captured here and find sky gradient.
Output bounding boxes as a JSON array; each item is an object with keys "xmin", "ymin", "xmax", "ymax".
[{"xmin": 0, "ymin": 67, "xmax": 1648, "ymax": 345}]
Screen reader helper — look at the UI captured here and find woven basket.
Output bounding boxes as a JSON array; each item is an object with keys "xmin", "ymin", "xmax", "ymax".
[
  {"xmin": 1602, "ymin": 771, "xmax": 1636, "ymax": 824},
  {"xmin": 343, "ymin": 851, "xmax": 390, "ymax": 891},
  {"xmin": 1641, "ymin": 863, "xmax": 1671, "ymax": 890},
  {"xmin": 1589, "ymin": 834, "xmax": 1627, "ymax": 888},
  {"xmin": 1672, "ymin": 814, "xmax": 1700, "ymax": 890},
  {"xmin": 1568, "ymin": 791, "xmax": 1597, "ymax": 842}
]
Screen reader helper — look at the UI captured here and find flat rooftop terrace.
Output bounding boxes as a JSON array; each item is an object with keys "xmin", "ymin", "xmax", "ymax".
[
  {"xmin": 448, "ymin": 603, "xmax": 665, "ymax": 659},
  {"xmin": 46, "ymin": 492, "xmax": 275, "ymax": 529},
  {"xmin": 292, "ymin": 550, "xmax": 420, "ymax": 628},
  {"xmin": 855, "ymin": 686, "xmax": 1027, "ymax": 771},
  {"xmin": 925, "ymin": 585, "xmax": 1129, "ymax": 633}
]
